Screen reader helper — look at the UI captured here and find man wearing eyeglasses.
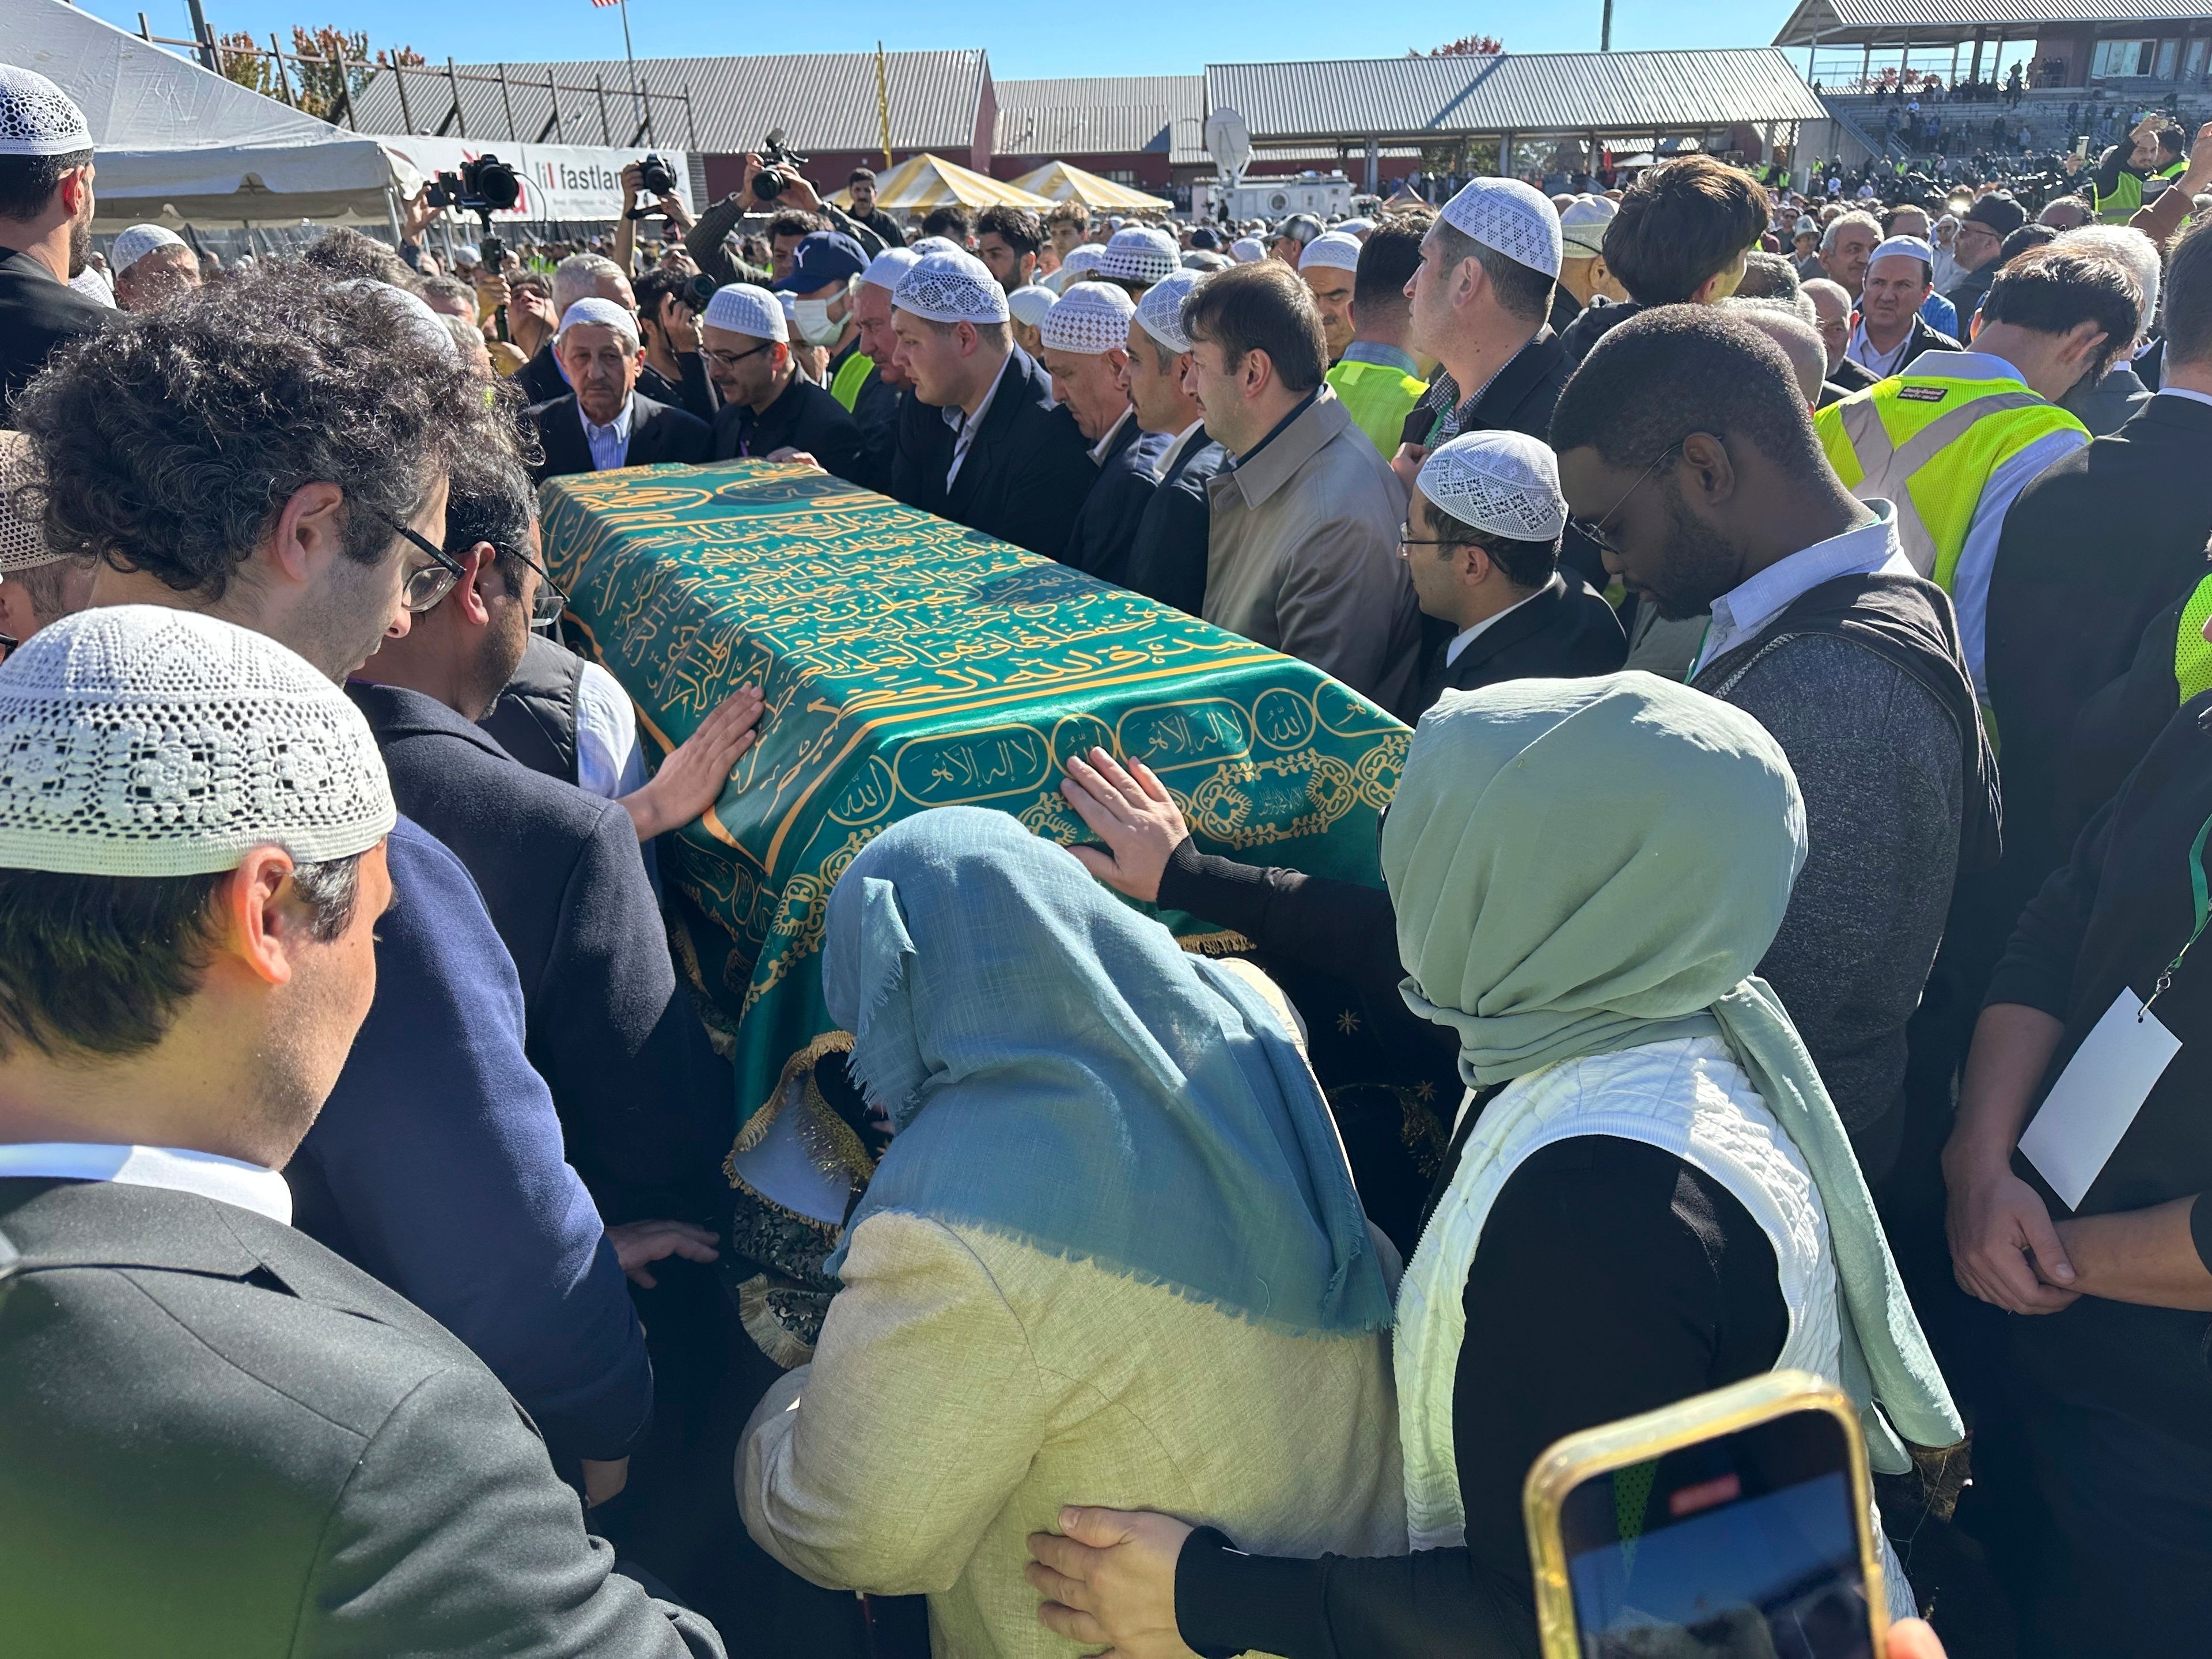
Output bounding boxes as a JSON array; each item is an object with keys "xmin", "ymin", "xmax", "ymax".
[
  {"xmin": 527, "ymin": 297, "xmax": 712, "ymax": 484},
  {"xmin": 351, "ymin": 449, "xmax": 758, "ymax": 1355},
  {"xmin": 700, "ymin": 278, "xmax": 866, "ymax": 481},
  {"xmin": 1941, "ymin": 192, "xmax": 2025, "ymax": 319},
  {"xmin": 29, "ymin": 264, "xmax": 666, "ymax": 1510}
]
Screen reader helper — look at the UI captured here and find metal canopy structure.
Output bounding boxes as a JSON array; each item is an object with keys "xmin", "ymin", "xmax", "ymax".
[
  {"xmin": 1203, "ymin": 49, "xmax": 1828, "ymax": 146},
  {"xmin": 1774, "ymin": 0, "xmax": 2211, "ymax": 47}
]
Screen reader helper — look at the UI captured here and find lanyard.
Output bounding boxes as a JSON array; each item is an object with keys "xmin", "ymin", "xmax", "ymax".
[
  {"xmin": 2142, "ymin": 810, "xmax": 2212, "ymax": 1020},
  {"xmin": 1684, "ymin": 618, "xmax": 1713, "ymax": 684}
]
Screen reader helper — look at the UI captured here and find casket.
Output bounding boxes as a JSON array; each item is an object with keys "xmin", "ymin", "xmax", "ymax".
[{"xmin": 539, "ymin": 459, "xmax": 1410, "ymax": 1129}]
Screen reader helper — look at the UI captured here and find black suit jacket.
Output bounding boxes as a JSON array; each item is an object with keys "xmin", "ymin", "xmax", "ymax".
[
  {"xmin": 347, "ymin": 683, "xmax": 730, "ymax": 1218},
  {"xmin": 0, "ymin": 247, "xmax": 110, "ymax": 422},
  {"xmin": 528, "ymin": 392, "xmax": 713, "ymax": 483},
  {"xmin": 0, "ymin": 1177, "xmax": 722, "ymax": 1658},
  {"xmin": 889, "ymin": 346, "xmax": 1099, "ymax": 558},
  {"xmin": 1985, "ymin": 393, "xmax": 2212, "ymax": 926},
  {"xmin": 1410, "ymin": 573, "xmax": 1628, "ymax": 719},
  {"xmin": 1063, "ymin": 414, "xmax": 1171, "ymax": 578},
  {"xmin": 1119, "ymin": 429, "xmax": 1228, "ymax": 614},
  {"xmin": 711, "ymin": 371, "xmax": 867, "ymax": 482},
  {"xmin": 514, "ymin": 340, "xmax": 569, "ymax": 407}
]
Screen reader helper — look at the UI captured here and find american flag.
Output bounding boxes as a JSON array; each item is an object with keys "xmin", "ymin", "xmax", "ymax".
[{"xmin": 591, "ymin": 0, "xmax": 620, "ymax": 9}]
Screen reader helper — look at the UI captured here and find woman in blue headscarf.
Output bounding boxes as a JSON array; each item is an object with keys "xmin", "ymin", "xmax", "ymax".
[{"xmin": 735, "ymin": 805, "xmax": 1400, "ymax": 1657}]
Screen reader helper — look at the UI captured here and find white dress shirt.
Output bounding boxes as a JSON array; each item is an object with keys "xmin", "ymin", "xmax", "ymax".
[
  {"xmin": 580, "ymin": 395, "xmax": 635, "ymax": 472},
  {"xmin": 1900, "ymin": 350, "xmax": 2089, "ymax": 699},
  {"xmin": 574, "ymin": 660, "xmax": 648, "ymax": 801},
  {"xmin": 1088, "ymin": 404, "xmax": 1134, "ymax": 467},
  {"xmin": 1845, "ymin": 316, "xmax": 1914, "ymax": 378},
  {"xmin": 1444, "ymin": 583, "xmax": 1552, "ymax": 666},
  {"xmin": 2158, "ymin": 385, "xmax": 2212, "ymax": 411},
  {"xmin": 1691, "ymin": 501, "xmax": 1912, "ymax": 679},
  {"xmin": 1155, "ymin": 419, "xmax": 1209, "ymax": 480},
  {"xmin": 0, "ymin": 1142, "xmax": 292, "ymax": 1224},
  {"xmin": 944, "ymin": 354, "xmax": 1013, "ymax": 490}
]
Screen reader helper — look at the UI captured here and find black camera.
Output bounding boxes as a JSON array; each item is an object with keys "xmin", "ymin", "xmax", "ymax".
[
  {"xmin": 637, "ymin": 152, "xmax": 679, "ymax": 198},
  {"xmin": 752, "ymin": 126, "xmax": 810, "ymax": 202},
  {"xmin": 425, "ymin": 153, "xmax": 521, "ymax": 215},
  {"xmin": 681, "ymin": 271, "xmax": 716, "ymax": 310}
]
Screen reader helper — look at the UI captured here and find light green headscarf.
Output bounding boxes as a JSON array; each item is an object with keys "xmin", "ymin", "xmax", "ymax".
[{"xmin": 1382, "ymin": 672, "xmax": 1961, "ymax": 1472}]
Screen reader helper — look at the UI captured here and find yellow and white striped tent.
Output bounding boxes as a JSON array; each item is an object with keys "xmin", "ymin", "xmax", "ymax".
[
  {"xmin": 1007, "ymin": 161, "xmax": 1172, "ymax": 213},
  {"xmin": 830, "ymin": 154, "xmax": 1052, "ymax": 214}
]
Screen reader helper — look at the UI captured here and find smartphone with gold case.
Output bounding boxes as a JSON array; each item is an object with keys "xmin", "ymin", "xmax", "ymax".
[{"xmin": 1522, "ymin": 1370, "xmax": 1888, "ymax": 1659}]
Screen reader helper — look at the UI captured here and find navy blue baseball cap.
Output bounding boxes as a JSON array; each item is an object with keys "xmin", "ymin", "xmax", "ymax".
[{"xmin": 788, "ymin": 230, "xmax": 869, "ymax": 293}]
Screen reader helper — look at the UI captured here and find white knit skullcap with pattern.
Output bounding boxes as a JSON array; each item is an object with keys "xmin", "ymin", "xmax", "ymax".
[
  {"xmin": 558, "ymin": 294, "xmax": 643, "ymax": 347},
  {"xmin": 1230, "ymin": 236, "xmax": 1264, "ymax": 263},
  {"xmin": 1006, "ymin": 283, "xmax": 1059, "ymax": 328},
  {"xmin": 0, "ymin": 433, "xmax": 59, "ymax": 574},
  {"xmin": 0, "ymin": 605, "xmax": 396, "ymax": 877},
  {"xmin": 1298, "ymin": 232, "xmax": 1362, "ymax": 274},
  {"xmin": 910, "ymin": 236, "xmax": 961, "ymax": 257},
  {"xmin": 701, "ymin": 283, "xmax": 787, "ymax": 342},
  {"xmin": 111, "ymin": 224, "xmax": 187, "ymax": 275},
  {"xmin": 1438, "ymin": 177, "xmax": 1564, "ymax": 279},
  {"xmin": 861, "ymin": 247, "xmax": 921, "ymax": 292},
  {"xmin": 1416, "ymin": 430, "xmax": 1567, "ymax": 543},
  {"xmin": 1096, "ymin": 226, "xmax": 1178, "ymax": 286},
  {"xmin": 893, "ymin": 249, "xmax": 1009, "ymax": 325},
  {"xmin": 1039, "ymin": 280, "xmax": 1135, "ymax": 354},
  {"xmin": 1059, "ymin": 246, "xmax": 1104, "ymax": 279},
  {"xmin": 0, "ymin": 65, "xmax": 92, "ymax": 157},
  {"xmin": 67, "ymin": 268, "xmax": 115, "ymax": 308},
  {"xmin": 1136, "ymin": 268, "xmax": 1205, "ymax": 354},
  {"xmin": 1558, "ymin": 194, "xmax": 1617, "ymax": 259}
]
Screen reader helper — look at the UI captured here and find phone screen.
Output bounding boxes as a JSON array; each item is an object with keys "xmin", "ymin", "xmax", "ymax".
[{"xmin": 1558, "ymin": 1408, "xmax": 1873, "ymax": 1659}]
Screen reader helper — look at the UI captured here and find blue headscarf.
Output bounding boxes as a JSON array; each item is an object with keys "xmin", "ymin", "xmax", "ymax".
[{"xmin": 820, "ymin": 807, "xmax": 1393, "ymax": 1337}]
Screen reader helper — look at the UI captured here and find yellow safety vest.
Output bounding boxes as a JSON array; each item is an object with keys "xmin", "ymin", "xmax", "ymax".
[
  {"xmin": 2174, "ymin": 572, "xmax": 2212, "ymax": 704},
  {"xmin": 1327, "ymin": 357, "xmax": 1428, "ymax": 460},
  {"xmin": 1816, "ymin": 374, "xmax": 2086, "ymax": 593},
  {"xmin": 829, "ymin": 351, "xmax": 875, "ymax": 414},
  {"xmin": 2097, "ymin": 159, "xmax": 2187, "ymax": 223}
]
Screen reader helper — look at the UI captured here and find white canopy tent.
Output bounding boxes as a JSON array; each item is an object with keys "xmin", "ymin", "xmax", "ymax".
[{"xmin": 7, "ymin": 0, "xmax": 403, "ymax": 227}]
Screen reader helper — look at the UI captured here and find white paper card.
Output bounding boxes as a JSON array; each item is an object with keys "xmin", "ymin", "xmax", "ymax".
[{"xmin": 2019, "ymin": 988, "xmax": 2182, "ymax": 1210}]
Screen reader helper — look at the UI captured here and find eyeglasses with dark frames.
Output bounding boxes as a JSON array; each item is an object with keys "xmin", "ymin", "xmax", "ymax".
[
  {"xmin": 376, "ymin": 511, "xmax": 468, "ymax": 612},
  {"xmin": 1568, "ymin": 441, "xmax": 1685, "ymax": 559}
]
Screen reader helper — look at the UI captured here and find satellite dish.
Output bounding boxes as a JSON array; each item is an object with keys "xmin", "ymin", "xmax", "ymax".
[{"xmin": 1205, "ymin": 107, "xmax": 1252, "ymax": 181}]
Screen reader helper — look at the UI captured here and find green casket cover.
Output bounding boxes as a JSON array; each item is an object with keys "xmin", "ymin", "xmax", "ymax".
[{"xmin": 540, "ymin": 459, "xmax": 1410, "ymax": 1128}]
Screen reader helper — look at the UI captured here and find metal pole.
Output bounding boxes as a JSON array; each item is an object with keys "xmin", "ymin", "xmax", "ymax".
[
  {"xmin": 137, "ymin": 12, "xmax": 151, "ymax": 40},
  {"xmin": 498, "ymin": 63, "xmax": 517, "ymax": 141},
  {"xmin": 393, "ymin": 62, "xmax": 414, "ymax": 133},
  {"xmin": 683, "ymin": 83, "xmax": 698, "ymax": 148},
  {"xmin": 446, "ymin": 56, "xmax": 467, "ymax": 138},
  {"xmin": 596, "ymin": 75, "xmax": 612, "ymax": 145},
  {"xmin": 268, "ymin": 32, "xmax": 294, "ymax": 107},
  {"xmin": 1601, "ymin": 0, "xmax": 1613, "ymax": 52},
  {"xmin": 547, "ymin": 71, "xmax": 563, "ymax": 143},
  {"xmin": 876, "ymin": 42, "xmax": 893, "ymax": 169},
  {"xmin": 184, "ymin": 0, "xmax": 217, "ymax": 71},
  {"xmin": 619, "ymin": 0, "xmax": 643, "ymax": 141}
]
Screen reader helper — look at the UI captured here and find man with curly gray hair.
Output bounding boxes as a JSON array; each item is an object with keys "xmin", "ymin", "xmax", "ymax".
[{"xmin": 12, "ymin": 263, "xmax": 669, "ymax": 1511}]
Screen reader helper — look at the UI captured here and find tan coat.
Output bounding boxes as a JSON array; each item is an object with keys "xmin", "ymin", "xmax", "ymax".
[
  {"xmin": 740, "ymin": 1211, "xmax": 1404, "ymax": 1658},
  {"xmin": 1203, "ymin": 385, "xmax": 1422, "ymax": 715}
]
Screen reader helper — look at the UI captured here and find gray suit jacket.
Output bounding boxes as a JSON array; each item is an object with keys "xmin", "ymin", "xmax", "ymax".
[{"xmin": 0, "ymin": 1177, "xmax": 724, "ymax": 1658}]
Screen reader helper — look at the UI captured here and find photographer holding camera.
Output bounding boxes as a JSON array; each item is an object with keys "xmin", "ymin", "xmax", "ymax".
[
  {"xmin": 683, "ymin": 147, "xmax": 889, "ymax": 290},
  {"xmin": 631, "ymin": 266, "xmax": 715, "ymax": 422},
  {"xmin": 614, "ymin": 156, "xmax": 694, "ymax": 280},
  {"xmin": 845, "ymin": 167, "xmax": 906, "ymax": 249}
]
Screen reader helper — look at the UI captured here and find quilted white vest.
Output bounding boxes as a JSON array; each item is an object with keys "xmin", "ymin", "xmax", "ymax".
[{"xmin": 1393, "ymin": 1035, "xmax": 1914, "ymax": 1617}]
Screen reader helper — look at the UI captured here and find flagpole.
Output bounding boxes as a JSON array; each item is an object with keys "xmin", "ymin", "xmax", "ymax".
[{"xmin": 619, "ymin": 0, "xmax": 645, "ymax": 142}]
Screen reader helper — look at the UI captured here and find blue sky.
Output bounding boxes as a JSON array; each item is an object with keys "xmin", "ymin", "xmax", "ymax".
[{"xmin": 81, "ymin": 0, "xmax": 1805, "ymax": 82}]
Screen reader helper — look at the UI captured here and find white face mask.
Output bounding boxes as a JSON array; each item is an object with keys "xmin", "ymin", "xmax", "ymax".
[{"xmin": 791, "ymin": 297, "xmax": 847, "ymax": 347}]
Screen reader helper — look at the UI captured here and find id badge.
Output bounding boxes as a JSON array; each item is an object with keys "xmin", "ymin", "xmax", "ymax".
[{"xmin": 2018, "ymin": 988, "xmax": 2182, "ymax": 1211}]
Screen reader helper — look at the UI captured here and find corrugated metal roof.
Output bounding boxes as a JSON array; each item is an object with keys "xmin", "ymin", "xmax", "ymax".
[
  {"xmin": 346, "ymin": 51, "xmax": 986, "ymax": 153},
  {"xmin": 1203, "ymin": 49, "xmax": 1828, "ymax": 143},
  {"xmin": 994, "ymin": 75, "xmax": 1204, "ymax": 157},
  {"xmin": 1775, "ymin": 0, "xmax": 2210, "ymax": 43}
]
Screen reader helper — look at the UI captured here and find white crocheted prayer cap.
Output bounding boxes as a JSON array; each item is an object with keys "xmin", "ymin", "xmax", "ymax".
[
  {"xmin": 701, "ymin": 283, "xmax": 787, "ymax": 341},
  {"xmin": 0, "ymin": 433, "xmax": 59, "ymax": 573},
  {"xmin": 1335, "ymin": 217, "xmax": 1375, "ymax": 236},
  {"xmin": 1096, "ymin": 226, "xmax": 1178, "ymax": 286},
  {"xmin": 0, "ymin": 605, "xmax": 396, "ymax": 877},
  {"xmin": 1416, "ymin": 430, "xmax": 1567, "ymax": 543},
  {"xmin": 1135, "ymin": 268, "xmax": 1204, "ymax": 354},
  {"xmin": 0, "ymin": 65, "xmax": 91, "ymax": 158},
  {"xmin": 1439, "ymin": 177, "xmax": 1563, "ymax": 279},
  {"xmin": 111, "ymin": 224, "xmax": 187, "ymax": 275},
  {"xmin": 558, "ymin": 294, "xmax": 643, "ymax": 347},
  {"xmin": 1229, "ymin": 236, "xmax": 1264, "ymax": 263},
  {"xmin": 1298, "ymin": 232, "xmax": 1362, "ymax": 274},
  {"xmin": 1006, "ymin": 283, "xmax": 1059, "ymax": 328},
  {"xmin": 1558, "ymin": 195, "xmax": 1617, "ymax": 259},
  {"xmin": 1039, "ymin": 281, "xmax": 1134, "ymax": 354},
  {"xmin": 861, "ymin": 247, "xmax": 921, "ymax": 292},
  {"xmin": 893, "ymin": 249, "xmax": 1009, "ymax": 325},
  {"xmin": 67, "ymin": 268, "xmax": 115, "ymax": 308},
  {"xmin": 338, "ymin": 280, "xmax": 459, "ymax": 363},
  {"xmin": 1871, "ymin": 234, "xmax": 1935, "ymax": 268}
]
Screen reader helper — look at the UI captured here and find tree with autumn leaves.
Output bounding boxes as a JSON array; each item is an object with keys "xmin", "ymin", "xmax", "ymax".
[
  {"xmin": 1413, "ymin": 34, "xmax": 1505, "ymax": 56},
  {"xmin": 216, "ymin": 25, "xmax": 423, "ymax": 120}
]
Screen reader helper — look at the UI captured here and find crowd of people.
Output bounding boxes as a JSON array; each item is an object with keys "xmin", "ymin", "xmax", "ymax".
[{"xmin": 5, "ymin": 48, "xmax": 2212, "ymax": 1658}]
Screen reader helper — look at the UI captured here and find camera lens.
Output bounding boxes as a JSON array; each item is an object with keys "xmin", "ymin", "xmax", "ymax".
[{"xmin": 753, "ymin": 168, "xmax": 786, "ymax": 202}]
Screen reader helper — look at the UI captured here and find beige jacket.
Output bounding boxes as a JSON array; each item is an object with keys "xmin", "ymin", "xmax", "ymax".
[
  {"xmin": 1203, "ymin": 385, "xmax": 1422, "ymax": 715},
  {"xmin": 740, "ymin": 1211, "xmax": 1404, "ymax": 1658}
]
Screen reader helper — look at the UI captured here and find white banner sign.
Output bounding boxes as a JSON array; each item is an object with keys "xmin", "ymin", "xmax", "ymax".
[{"xmin": 377, "ymin": 137, "xmax": 691, "ymax": 223}]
